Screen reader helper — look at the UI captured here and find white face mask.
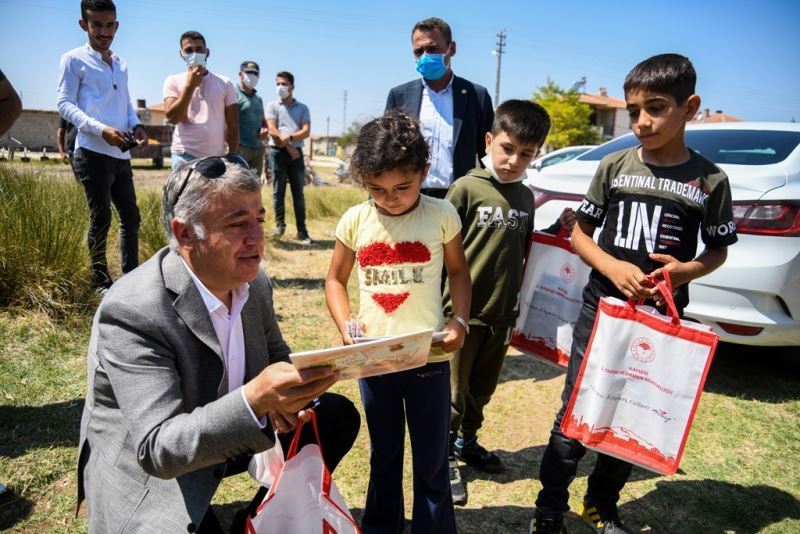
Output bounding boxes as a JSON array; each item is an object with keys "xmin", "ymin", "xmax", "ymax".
[
  {"xmin": 276, "ymin": 84, "xmax": 290, "ymax": 99},
  {"xmin": 184, "ymin": 52, "xmax": 207, "ymax": 69},
  {"xmin": 242, "ymin": 73, "xmax": 259, "ymax": 89},
  {"xmin": 481, "ymin": 151, "xmax": 527, "ymax": 184}
]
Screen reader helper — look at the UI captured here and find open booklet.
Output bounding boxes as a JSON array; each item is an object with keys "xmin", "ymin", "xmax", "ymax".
[{"xmin": 289, "ymin": 329, "xmax": 440, "ymax": 380}]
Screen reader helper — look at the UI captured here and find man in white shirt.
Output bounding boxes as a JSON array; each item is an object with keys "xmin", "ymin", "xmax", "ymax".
[
  {"xmin": 385, "ymin": 17, "xmax": 494, "ymax": 199},
  {"xmin": 57, "ymin": 0, "xmax": 146, "ymax": 292},
  {"xmin": 77, "ymin": 155, "xmax": 360, "ymax": 533},
  {"xmin": 163, "ymin": 30, "xmax": 239, "ymax": 168}
]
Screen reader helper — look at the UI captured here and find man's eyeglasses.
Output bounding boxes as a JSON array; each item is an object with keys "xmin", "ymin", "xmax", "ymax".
[{"xmin": 172, "ymin": 154, "xmax": 250, "ymax": 206}]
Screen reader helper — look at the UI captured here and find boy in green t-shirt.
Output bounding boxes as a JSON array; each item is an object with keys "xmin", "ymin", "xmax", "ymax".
[
  {"xmin": 444, "ymin": 100, "xmax": 575, "ymax": 506},
  {"xmin": 531, "ymin": 54, "xmax": 738, "ymax": 533}
]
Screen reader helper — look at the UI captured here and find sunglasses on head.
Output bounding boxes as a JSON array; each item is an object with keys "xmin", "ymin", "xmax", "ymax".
[{"xmin": 172, "ymin": 154, "xmax": 250, "ymax": 206}]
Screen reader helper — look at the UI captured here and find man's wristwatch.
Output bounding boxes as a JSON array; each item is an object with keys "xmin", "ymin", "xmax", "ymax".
[
  {"xmin": 288, "ymin": 134, "xmax": 294, "ymax": 142},
  {"xmin": 452, "ymin": 315, "xmax": 470, "ymax": 334}
]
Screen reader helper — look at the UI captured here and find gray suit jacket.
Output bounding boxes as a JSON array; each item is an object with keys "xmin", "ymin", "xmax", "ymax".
[
  {"xmin": 385, "ymin": 75, "xmax": 494, "ymax": 183},
  {"xmin": 77, "ymin": 248, "xmax": 290, "ymax": 533}
]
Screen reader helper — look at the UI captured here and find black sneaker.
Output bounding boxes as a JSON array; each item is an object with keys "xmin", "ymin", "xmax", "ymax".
[
  {"xmin": 579, "ymin": 496, "xmax": 629, "ymax": 533},
  {"xmin": 449, "ymin": 458, "xmax": 467, "ymax": 506},
  {"xmin": 273, "ymin": 225, "xmax": 285, "ymax": 237},
  {"xmin": 454, "ymin": 437, "xmax": 503, "ymax": 473},
  {"xmin": 297, "ymin": 233, "xmax": 313, "ymax": 245},
  {"xmin": 529, "ymin": 512, "xmax": 567, "ymax": 534}
]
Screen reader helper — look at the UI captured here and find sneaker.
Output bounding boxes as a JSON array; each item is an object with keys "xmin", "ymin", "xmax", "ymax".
[
  {"xmin": 297, "ymin": 233, "xmax": 313, "ymax": 245},
  {"xmin": 579, "ymin": 496, "xmax": 629, "ymax": 533},
  {"xmin": 273, "ymin": 225, "xmax": 285, "ymax": 237},
  {"xmin": 529, "ymin": 512, "xmax": 567, "ymax": 534},
  {"xmin": 454, "ymin": 436, "xmax": 503, "ymax": 473},
  {"xmin": 449, "ymin": 458, "xmax": 467, "ymax": 506}
]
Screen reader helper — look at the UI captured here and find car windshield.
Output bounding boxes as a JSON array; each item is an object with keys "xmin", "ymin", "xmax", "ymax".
[{"xmin": 578, "ymin": 129, "xmax": 800, "ymax": 166}]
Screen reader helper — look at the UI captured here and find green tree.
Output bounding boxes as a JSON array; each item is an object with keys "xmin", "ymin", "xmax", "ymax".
[
  {"xmin": 532, "ymin": 79, "xmax": 599, "ymax": 149},
  {"xmin": 336, "ymin": 121, "xmax": 362, "ymax": 147}
]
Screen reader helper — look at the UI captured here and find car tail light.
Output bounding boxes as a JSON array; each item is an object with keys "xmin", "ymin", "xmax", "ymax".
[
  {"xmin": 529, "ymin": 186, "xmax": 584, "ymax": 209},
  {"xmin": 716, "ymin": 322, "xmax": 763, "ymax": 336},
  {"xmin": 732, "ymin": 201, "xmax": 800, "ymax": 236}
]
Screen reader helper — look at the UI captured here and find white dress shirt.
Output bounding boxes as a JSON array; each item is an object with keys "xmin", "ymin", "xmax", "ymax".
[
  {"xmin": 181, "ymin": 258, "xmax": 265, "ymax": 427},
  {"xmin": 57, "ymin": 43, "xmax": 141, "ymax": 159},
  {"xmin": 418, "ymin": 76, "xmax": 455, "ymax": 189}
]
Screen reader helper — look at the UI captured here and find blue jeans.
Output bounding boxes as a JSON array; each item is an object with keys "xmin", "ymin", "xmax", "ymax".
[
  {"xmin": 359, "ymin": 361, "xmax": 456, "ymax": 534},
  {"xmin": 268, "ymin": 147, "xmax": 307, "ymax": 235},
  {"xmin": 170, "ymin": 151, "xmax": 197, "ymax": 169}
]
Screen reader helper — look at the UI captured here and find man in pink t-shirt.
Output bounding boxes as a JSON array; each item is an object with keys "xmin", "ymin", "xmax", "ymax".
[{"xmin": 163, "ymin": 30, "xmax": 239, "ymax": 167}]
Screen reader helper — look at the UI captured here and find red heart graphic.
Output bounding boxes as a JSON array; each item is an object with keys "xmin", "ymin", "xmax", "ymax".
[
  {"xmin": 358, "ymin": 241, "xmax": 430, "ymax": 268},
  {"xmin": 372, "ymin": 292, "xmax": 410, "ymax": 313}
]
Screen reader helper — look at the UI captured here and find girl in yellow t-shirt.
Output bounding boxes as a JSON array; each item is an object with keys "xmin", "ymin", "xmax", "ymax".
[{"xmin": 325, "ymin": 111, "xmax": 471, "ymax": 533}]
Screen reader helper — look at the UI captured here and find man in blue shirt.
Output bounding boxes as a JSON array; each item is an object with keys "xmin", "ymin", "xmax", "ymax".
[
  {"xmin": 236, "ymin": 61, "xmax": 267, "ymax": 181},
  {"xmin": 57, "ymin": 0, "xmax": 145, "ymax": 293}
]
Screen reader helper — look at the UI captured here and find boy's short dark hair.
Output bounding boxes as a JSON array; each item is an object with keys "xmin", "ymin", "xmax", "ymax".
[
  {"xmin": 412, "ymin": 17, "xmax": 452, "ymax": 44},
  {"xmin": 349, "ymin": 110, "xmax": 429, "ymax": 186},
  {"xmin": 623, "ymin": 53, "xmax": 697, "ymax": 105},
  {"xmin": 81, "ymin": 0, "xmax": 115, "ymax": 20},
  {"xmin": 180, "ymin": 31, "xmax": 206, "ymax": 47},
  {"xmin": 491, "ymin": 99, "xmax": 551, "ymax": 147},
  {"xmin": 276, "ymin": 71, "xmax": 294, "ymax": 85}
]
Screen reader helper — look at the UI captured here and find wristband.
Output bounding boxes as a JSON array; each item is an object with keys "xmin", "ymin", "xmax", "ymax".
[
  {"xmin": 288, "ymin": 134, "xmax": 294, "ymax": 142},
  {"xmin": 452, "ymin": 315, "xmax": 470, "ymax": 334}
]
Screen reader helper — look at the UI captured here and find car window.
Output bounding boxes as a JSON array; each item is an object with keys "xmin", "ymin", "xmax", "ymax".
[
  {"xmin": 578, "ymin": 129, "xmax": 800, "ymax": 166},
  {"xmin": 541, "ymin": 152, "xmax": 574, "ymax": 168}
]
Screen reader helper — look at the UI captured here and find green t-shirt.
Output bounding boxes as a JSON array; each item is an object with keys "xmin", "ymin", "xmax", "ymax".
[
  {"xmin": 443, "ymin": 168, "xmax": 535, "ymax": 327},
  {"xmin": 236, "ymin": 85, "xmax": 265, "ymax": 148},
  {"xmin": 577, "ymin": 146, "xmax": 738, "ymax": 309}
]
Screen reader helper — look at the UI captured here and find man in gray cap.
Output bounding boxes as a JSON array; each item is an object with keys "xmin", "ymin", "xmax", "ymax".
[{"xmin": 236, "ymin": 60, "xmax": 268, "ymax": 180}]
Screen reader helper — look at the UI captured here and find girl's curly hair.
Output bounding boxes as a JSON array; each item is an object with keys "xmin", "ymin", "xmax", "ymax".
[{"xmin": 349, "ymin": 110, "xmax": 429, "ymax": 186}]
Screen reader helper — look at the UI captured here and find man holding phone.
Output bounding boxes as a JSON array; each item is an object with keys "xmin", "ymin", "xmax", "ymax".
[
  {"xmin": 163, "ymin": 30, "xmax": 239, "ymax": 168},
  {"xmin": 57, "ymin": 0, "xmax": 145, "ymax": 293}
]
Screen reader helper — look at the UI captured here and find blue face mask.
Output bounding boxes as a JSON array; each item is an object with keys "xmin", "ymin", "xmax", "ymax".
[{"xmin": 415, "ymin": 53, "xmax": 448, "ymax": 81}]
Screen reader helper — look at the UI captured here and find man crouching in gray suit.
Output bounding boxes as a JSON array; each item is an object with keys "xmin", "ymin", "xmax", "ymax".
[{"xmin": 76, "ymin": 154, "xmax": 360, "ymax": 533}]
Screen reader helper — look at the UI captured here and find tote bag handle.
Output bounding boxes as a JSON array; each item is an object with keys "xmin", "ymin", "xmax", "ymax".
[{"xmin": 628, "ymin": 271, "xmax": 680, "ymax": 325}]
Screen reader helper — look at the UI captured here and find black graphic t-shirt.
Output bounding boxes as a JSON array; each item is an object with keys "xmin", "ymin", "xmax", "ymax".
[{"xmin": 577, "ymin": 147, "xmax": 738, "ymax": 310}]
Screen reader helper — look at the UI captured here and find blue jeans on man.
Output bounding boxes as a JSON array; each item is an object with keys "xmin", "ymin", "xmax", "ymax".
[{"xmin": 268, "ymin": 147, "xmax": 308, "ymax": 239}]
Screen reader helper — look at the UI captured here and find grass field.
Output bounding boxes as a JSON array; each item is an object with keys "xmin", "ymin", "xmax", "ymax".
[{"xmin": 0, "ymin": 167, "xmax": 799, "ymax": 533}]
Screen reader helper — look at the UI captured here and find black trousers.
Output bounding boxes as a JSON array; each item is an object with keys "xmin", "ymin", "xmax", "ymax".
[
  {"xmin": 199, "ymin": 392, "xmax": 361, "ymax": 533},
  {"xmin": 535, "ymin": 303, "xmax": 633, "ymax": 517},
  {"xmin": 72, "ymin": 148, "xmax": 140, "ymax": 286}
]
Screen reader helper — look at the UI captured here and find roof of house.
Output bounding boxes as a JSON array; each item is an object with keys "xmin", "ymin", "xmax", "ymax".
[
  {"xmin": 580, "ymin": 92, "xmax": 626, "ymax": 110},
  {"xmin": 691, "ymin": 111, "xmax": 743, "ymax": 123}
]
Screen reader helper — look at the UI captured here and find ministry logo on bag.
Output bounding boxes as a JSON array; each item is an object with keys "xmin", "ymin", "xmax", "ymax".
[
  {"xmin": 631, "ymin": 337, "xmax": 656, "ymax": 362},
  {"xmin": 560, "ymin": 263, "xmax": 576, "ymax": 283}
]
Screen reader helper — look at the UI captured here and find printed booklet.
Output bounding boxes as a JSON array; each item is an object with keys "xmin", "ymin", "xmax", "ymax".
[{"xmin": 290, "ymin": 329, "xmax": 440, "ymax": 380}]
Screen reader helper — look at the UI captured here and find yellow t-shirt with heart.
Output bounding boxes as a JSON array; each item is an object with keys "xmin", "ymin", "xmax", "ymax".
[{"xmin": 335, "ymin": 195, "xmax": 462, "ymax": 363}]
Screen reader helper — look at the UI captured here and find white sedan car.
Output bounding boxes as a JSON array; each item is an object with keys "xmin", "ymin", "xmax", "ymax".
[
  {"xmin": 527, "ymin": 145, "xmax": 597, "ymax": 175},
  {"xmin": 525, "ymin": 122, "xmax": 800, "ymax": 349}
]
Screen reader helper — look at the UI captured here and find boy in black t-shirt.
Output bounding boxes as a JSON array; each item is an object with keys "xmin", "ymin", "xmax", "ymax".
[{"xmin": 530, "ymin": 54, "xmax": 738, "ymax": 534}]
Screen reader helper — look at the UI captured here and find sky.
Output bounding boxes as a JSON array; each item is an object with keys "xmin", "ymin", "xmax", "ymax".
[{"xmin": 2, "ymin": 0, "xmax": 799, "ymax": 136}]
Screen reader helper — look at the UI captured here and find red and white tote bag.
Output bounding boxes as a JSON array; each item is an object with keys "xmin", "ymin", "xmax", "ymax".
[
  {"xmin": 560, "ymin": 272, "xmax": 719, "ymax": 475},
  {"xmin": 512, "ymin": 230, "xmax": 591, "ymax": 369},
  {"xmin": 246, "ymin": 409, "xmax": 360, "ymax": 534}
]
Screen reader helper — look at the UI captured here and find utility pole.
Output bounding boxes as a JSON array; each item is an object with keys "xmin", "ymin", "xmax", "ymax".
[
  {"xmin": 342, "ymin": 90, "xmax": 348, "ymax": 135},
  {"xmin": 493, "ymin": 30, "xmax": 506, "ymax": 107},
  {"xmin": 326, "ymin": 115, "xmax": 331, "ymax": 155}
]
